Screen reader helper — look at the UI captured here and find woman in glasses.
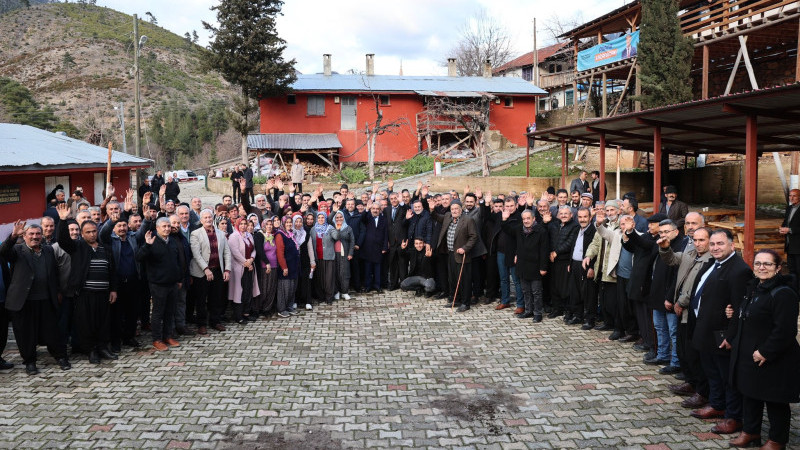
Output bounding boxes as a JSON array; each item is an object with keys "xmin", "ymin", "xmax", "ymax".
[{"xmin": 727, "ymin": 250, "xmax": 800, "ymax": 449}]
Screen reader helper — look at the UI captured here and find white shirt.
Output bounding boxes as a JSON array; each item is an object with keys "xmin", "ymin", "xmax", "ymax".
[{"xmin": 694, "ymin": 251, "xmax": 735, "ymax": 316}]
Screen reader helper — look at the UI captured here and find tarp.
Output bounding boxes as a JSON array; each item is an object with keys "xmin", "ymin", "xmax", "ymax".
[{"xmin": 577, "ymin": 30, "xmax": 639, "ymax": 72}]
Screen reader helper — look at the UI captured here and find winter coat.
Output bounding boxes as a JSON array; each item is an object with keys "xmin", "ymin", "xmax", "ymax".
[
  {"xmin": 510, "ymin": 221, "xmax": 549, "ymax": 281},
  {"xmin": 359, "ymin": 213, "xmax": 389, "ymax": 263},
  {"xmin": 227, "ymin": 231, "xmax": 260, "ymax": 303}
]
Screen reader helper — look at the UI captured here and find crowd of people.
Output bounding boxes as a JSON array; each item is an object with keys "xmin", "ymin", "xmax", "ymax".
[{"xmin": 1, "ymin": 168, "xmax": 799, "ymax": 449}]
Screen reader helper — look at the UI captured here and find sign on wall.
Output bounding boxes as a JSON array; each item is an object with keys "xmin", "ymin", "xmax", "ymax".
[
  {"xmin": 577, "ymin": 31, "xmax": 639, "ymax": 72},
  {"xmin": 0, "ymin": 184, "xmax": 21, "ymax": 204}
]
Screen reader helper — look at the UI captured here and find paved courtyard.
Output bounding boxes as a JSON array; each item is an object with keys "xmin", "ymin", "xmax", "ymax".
[{"xmin": 1, "ymin": 290, "xmax": 799, "ymax": 449}]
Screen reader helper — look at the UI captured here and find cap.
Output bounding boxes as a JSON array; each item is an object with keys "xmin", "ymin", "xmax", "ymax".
[
  {"xmin": 580, "ymin": 193, "xmax": 593, "ymax": 200},
  {"xmin": 450, "ymin": 199, "xmax": 463, "ymax": 207},
  {"xmin": 605, "ymin": 199, "xmax": 619, "ymax": 209},
  {"xmin": 664, "ymin": 185, "xmax": 677, "ymax": 194},
  {"xmin": 647, "ymin": 212, "xmax": 668, "ymax": 223},
  {"xmin": 546, "ymin": 186, "xmax": 555, "ymax": 195}
]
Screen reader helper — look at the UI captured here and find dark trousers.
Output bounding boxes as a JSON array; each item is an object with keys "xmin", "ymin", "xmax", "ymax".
[
  {"xmin": 364, "ymin": 261, "xmax": 382, "ymax": 291},
  {"xmin": 448, "ymin": 252, "xmax": 472, "ymax": 306},
  {"xmin": 349, "ymin": 249, "xmax": 361, "ymax": 293},
  {"xmin": 569, "ymin": 260, "xmax": 596, "ymax": 322},
  {"xmin": 10, "ymin": 300, "xmax": 67, "ymax": 364},
  {"xmin": 57, "ymin": 296, "xmax": 75, "ymax": 348},
  {"xmin": 484, "ymin": 252, "xmax": 500, "ymax": 299},
  {"xmin": 387, "ymin": 246, "xmax": 406, "ymax": 289},
  {"xmin": 742, "ymin": 396, "xmax": 791, "ymax": 444},
  {"xmin": 140, "ymin": 279, "xmax": 151, "ymax": 327},
  {"xmin": 601, "ymin": 281, "xmax": 617, "ymax": 327},
  {"xmin": 297, "ymin": 264, "xmax": 311, "ymax": 305},
  {"xmin": 293, "ymin": 183, "xmax": 303, "ymax": 194},
  {"xmin": 236, "ymin": 269, "xmax": 254, "ymax": 320},
  {"xmin": 111, "ymin": 279, "xmax": 139, "ymax": 346},
  {"xmin": 189, "ymin": 267, "xmax": 224, "ymax": 327},
  {"xmin": 0, "ymin": 306, "xmax": 8, "ymax": 355},
  {"xmin": 150, "ymin": 282, "xmax": 178, "ymax": 342},
  {"xmin": 435, "ymin": 254, "xmax": 450, "ymax": 295},
  {"xmin": 678, "ymin": 322, "xmax": 709, "ymax": 397},
  {"xmin": 700, "ymin": 351, "xmax": 742, "ymax": 420},
  {"xmin": 231, "ymin": 183, "xmax": 239, "ymax": 203},
  {"xmin": 615, "ymin": 277, "xmax": 636, "ymax": 334},
  {"xmin": 470, "ymin": 256, "xmax": 484, "ymax": 299},
  {"xmin": 317, "ymin": 259, "xmax": 335, "ymax": 303},
  {"xmin": 788, "ymin": 254, "xmax": 800, "ymax": 291},
  {"xmin": 633, "ymin": 301, "xmax": 654, "ymax": 346},
  {"xmin": 74, "ymin": 290, "xmax": 111, "ymax": 351},
  {"xmin": 244, "ymin": 187, "xmax": 254, "ymax": 204},
  {"xmin": 550, "ymin": 260, "xmax": 570, "ymax": 313}
]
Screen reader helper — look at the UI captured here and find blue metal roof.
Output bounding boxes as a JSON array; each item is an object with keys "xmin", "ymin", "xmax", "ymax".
[
  {"xmin": 291, "ymin": 74, "xmax": 547, "ymax": 96},
  {"xmin": 248, "ymin": 133, "xmax": 342, "ymax": 150},
  {"xmin": 0, "ymin": 124, "xmax": 153, "ymax": 172}
]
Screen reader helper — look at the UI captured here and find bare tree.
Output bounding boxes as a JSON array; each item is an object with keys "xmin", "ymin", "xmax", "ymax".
[
  {"xmin": 446, "ymin": 9, "xmax": 514, "ymax": 76},
  {"xmin": 424, "ymin": 96, "xmax": 492, "ymax": 176},
  {"xmin": 541, "ymin": 12, "xmax": 584, "ymax": 45}
]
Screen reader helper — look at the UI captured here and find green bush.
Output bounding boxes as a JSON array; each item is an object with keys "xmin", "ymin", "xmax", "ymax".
[
  {"xmin": 400, "ymin": 155, "xmax": 434, "ymax": 176},
  {"xmin": 339, "ymin": 167, "xmax": 367, "ymax": 185}
]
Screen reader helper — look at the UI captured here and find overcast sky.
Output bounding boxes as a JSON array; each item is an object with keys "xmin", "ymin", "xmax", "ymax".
[{"xmin": 98, "ymin": 0, "xmax": 629, "ymax": 76}]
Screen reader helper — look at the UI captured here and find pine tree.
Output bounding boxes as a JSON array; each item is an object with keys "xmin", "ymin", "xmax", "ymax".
[
  {"xmin": 637, "ymin": 0, "xmax": 694, "ymax": 108},
  {"xmin": 203, "ymin": 0, "xmax": 296, "ymax": 164}
]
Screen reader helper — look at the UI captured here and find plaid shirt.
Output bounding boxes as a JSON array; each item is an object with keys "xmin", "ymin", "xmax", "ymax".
[{"xmin": 446, "ymin": 218, "xmax": 459, "ymax": 252}]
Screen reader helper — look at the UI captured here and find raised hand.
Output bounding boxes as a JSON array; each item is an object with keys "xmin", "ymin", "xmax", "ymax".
[
  {"xmin": 239, "ymin": 178, "xmax": 247, "ymax": 193},
  {"xmin": 159, "ymin": 184, "xmax": 167, "ymax": 196},
  {"xmin": 11, "ymin": 219, "xmax": 25, "ymax": 238},
  {"xmin": 421, "ymin": 185, "xmax": 429, "ymax": 198},
  {"xmin": 387, "ymin": 179, "xmax": 394, "ymax": 191},
  {"xmin": 501, "ymin": 210, "xmax": 510, "ymax": 221},
  {"xmin": 143, "ymin": 191, "xmax": 152, "ymax": 205},
  {"xmin": 485, "ymin": 190, "xmax": 492, "ymax": 201},
  {"xmin": 276, "ymin": 179, "xmax": 284, "ymax": 191},
  {"xmin": 56, "ymin": 203, "xmax": 70, "ymax": 220},
  {"xmin": 401, "ymin": 239, "xmax": 408, "ymax": 249},
  {"xmin": 405, "ymin": 209, "xmax": 413, "ymax": 219},
  {"xmin": 144, "ymin": 230, "xmax": 156, "ymax": 245},
  {"xmin": 106, "ymin": 183, "xmax": 115, "ymax": 198}
]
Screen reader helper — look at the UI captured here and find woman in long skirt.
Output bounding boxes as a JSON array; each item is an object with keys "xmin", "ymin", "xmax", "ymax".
[
  {"xmin": 308, "ymin": 211, "xmax": 335, "ymax": 304},
  {"xmin": 253, "ymin": 218, "xmax": 278, "ymax": 317},
  {"xmin": 275, "ymin": 216, "xmax": 300, "ymax": 318},
  {"xmin": 227, "ymin": 218, "xmax": 259, "ymax": 324},
  {"xmin": 330, "ymin": 210, "xmax": 354, "ymax": 300}
]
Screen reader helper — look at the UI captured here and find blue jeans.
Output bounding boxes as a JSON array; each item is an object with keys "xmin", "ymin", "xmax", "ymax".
[
  {"xmin": 653, "ymin": 310, "xmax": 680, "ymax": 366},
  {"xmin": 497, "ymin": 252, "xmax": 523, "ymax": 308}
]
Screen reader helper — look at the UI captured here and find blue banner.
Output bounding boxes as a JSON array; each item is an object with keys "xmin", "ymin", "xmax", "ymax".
[{"xmin": 577, "ymin": 31, "xmax": 639, "ymax": 72}]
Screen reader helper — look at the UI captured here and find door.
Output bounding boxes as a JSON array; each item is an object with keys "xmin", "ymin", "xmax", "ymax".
[
  {"xmin": 44, "ymin": 176, "xmax": 70, "ymax": 203},
  {"xmin": 341, "ymin": 96, "xmax": 356, "ymax": 130},
  {"xmin": 93, "ymin": 172, "xmax": 106, "ymax": 205}
]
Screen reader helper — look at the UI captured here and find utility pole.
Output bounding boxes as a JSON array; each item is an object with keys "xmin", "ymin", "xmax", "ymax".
[
  {"xmin": 133, "ymin": 14, "xmax": 141, "ymax": 160},
  {"xmin": 116, "ymin": 101, "xmax": 127, "ymax": 154},
  {"xmin": 532, "ymin": 18, "xmax": 539, "ymax": 86}
]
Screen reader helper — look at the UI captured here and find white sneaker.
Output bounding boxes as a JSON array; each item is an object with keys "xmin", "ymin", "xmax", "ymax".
[
  {"xmin": 334, "ymin": 292, "xmax": 340, "ymax": 300},
  {"xmin": 342, "ymin": 293, "xmax": 351, "ymax": 300},
  {"xmin": 305, "ymin": 303, "xmax": 312, "ymax": 310}
]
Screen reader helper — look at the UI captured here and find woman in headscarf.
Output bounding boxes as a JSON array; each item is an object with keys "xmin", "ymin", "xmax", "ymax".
[
  {"xmin": 308, "ymin": 210, "xmax": 336, "ymax": 304},
  {"xmin": 215, "ymin": 216, "xmax": 229, "ymax": 238},
  {"xmin": 330, "ymin": 210, "xmax": 354, "ymax": 301},
  {"xmin": 295, "ymin": 212, "xmax": 315, "ymax": 310},
  {"xmin": 275, "ymin": 215, "xmax": 300, "ymax": 318},
  {"xmin": 252, "ymin": 218, "xmax": 278, "ymax": 318},
  {"xmin": 227, "ymin": 217, "xmax": 260, "ymax": 324}
]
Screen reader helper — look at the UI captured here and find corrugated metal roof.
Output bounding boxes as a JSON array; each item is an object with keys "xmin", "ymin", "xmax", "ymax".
[
  {"xmin": 0, "ymin": 124, "xmax": 152, "ymax": 172},
  {"xmin": 414, "ymin": 90, "xmax": 490, "ymax": 98},
  {"xmin": 248, "ymin": 133, "xmax": 342, "ymax": 150},
  {"xmin": 292, "ymin": 74, "xmax": 546, "ymax": 95}
]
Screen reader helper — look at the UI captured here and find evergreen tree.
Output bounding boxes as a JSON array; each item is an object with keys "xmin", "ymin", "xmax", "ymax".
[
  {"xmin": 637, "ymin": 0, "xmax": 694, "ymax": 108},
  {"xmin": 203, "ymin": 0, "xmax": 296, "ymax": 163}
]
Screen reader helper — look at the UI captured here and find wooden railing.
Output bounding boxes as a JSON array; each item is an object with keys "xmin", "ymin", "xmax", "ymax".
[
  {"xmin": 538, "ymin": 72, "xmax": 575, "ymax": 89},
  {"xmin": 679, "ymin": 0, "xmax": 799, "ymax": 40}
]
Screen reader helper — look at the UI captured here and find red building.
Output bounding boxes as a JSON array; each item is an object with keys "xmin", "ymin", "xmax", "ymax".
[
  {"xmin": 258, "ymin": 55, "xmax": 546, "ymax": 164},
  {"xmin": 0, "ymin": 124, "xmax": 152, "ymax": 239}
]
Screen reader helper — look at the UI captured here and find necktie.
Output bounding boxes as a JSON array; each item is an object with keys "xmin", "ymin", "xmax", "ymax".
[
  {"xmin": 392, "ymin": 208, "xmax": 396, "ymax": 221},
  {"xmin": 691, "ymin": 261, "xmax": 720, "ymax": 313}
]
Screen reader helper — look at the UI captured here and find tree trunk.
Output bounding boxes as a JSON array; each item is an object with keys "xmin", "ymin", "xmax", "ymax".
[
  {"xmin": 476, "ymin": 132, "xmax": 490, "ymax": 177},
  {"xmin": 368, "ymin": 129, "xmax": 376, "ymax": 180},
  {"xmin": 241, "ymin": 91, "xmax": 249, "ymax": 164}
]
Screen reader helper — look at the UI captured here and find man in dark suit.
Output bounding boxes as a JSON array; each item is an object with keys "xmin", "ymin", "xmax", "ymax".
[
  {"xmin": 359, "ymin": 203, "xmax": 389, "ymax": 293},
  {"xmin": 1, "ymin": 220, "xmax": 71, "ymax": 375},
  {"xmin": 432, "ymin": 200, "xmax": 478, "ymax": 312},
  {"xmin": 779, "ymin": 189, "xmax": 800, "ymax": 283},
  {"xmin": 621, "ymin": 33, "xmax": 637, "ymax": 59},
  {"xmin": 688, "ymin": 229, "xmax": 752, "ymax": 435},
  {"xmin": 569, "ymin": 207, "xmax": 597, "ymax": 328},
  {"xmin": 242, "ymin": 163, "xmax": 255, "ymax": 204},
  {"xmin": 569, "ymin": 170, "xmax": 590, "ymax": 195},
  {"xmin": 383, "ymin": 192, "xmax": 408, "ymax": 290}
]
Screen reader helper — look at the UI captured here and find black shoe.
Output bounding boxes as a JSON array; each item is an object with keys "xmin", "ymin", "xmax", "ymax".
[
  {"xmin": 547, "ymin": 311, "xmax": 562, "ymax": 319},
  {"xmin": 89, "ymin": 350, "xmax": 101, "ymax": 364},
  {"xmin": 619, "ymin": 334, "xmax": 639, "ymax": 343},
  {"xmin": 581, "ymin": 322, "xmax": 595, "ymax": 330},
  {"xmin": 415, "ymin": 289, "xmax": 424, "ymax": 297},
  {"xmin": 533, "ymin": 315, "xmax": 543, "ymax": 323},
  {"xmin": 425, "ymin": 291, "xmax": 436, "ymax": 298},
  {"xmin": 436, "ymin": 292, "xmax": 448, "ymax": 299},
  {"xmin": 456, "ymin": 304, "xmax": 470, "ymax": 313},
  {"xmin": 375, "ymin": 289, "xmax": 384, "ymax": 295},
  {"xmin": 57, "ymin": 358, "xmax": 71, "ymax": 371},
  {"xmin": 483, "ymin": 297, "xmax": 495, "ymax": 305},
  {"xmin": 608, "ymin": 331, "xmax": 623, "ymax": 341},
  {"xmin": 563, "ymin": 314, "xmax": 573, "ymax": 323},
  {"xmin": 643, "ymin": 350, "xmax": 658, "ymax": 360},
  {"xmin": 123, "ymin": 338, "xmax": 141, "ymax": 348},
  {"xmin": 595, "ymin": 324, "xmax": 613, "ymax": 331},
  {"xmin": 110, "ymin": 344, "xmax": 121, "ymax": 354},
  {"xmin": 567, "ymin": 317, "xmax": 582, "ymax": 325},
  {"xmin": 0, "ymin": 358, "xmax": 13, "ymax": 370},
  {"xmin": 633, "ymin": 343, "xmax": 650, "ymax": 352},
  {"xmin": 517, "ymin": 312, "xmax": 534, "ymax": 319},
  {"xmin": 25, "ymin": 363, "xmax": 39, "ymax": 375},
  {"xmin": 98, "ymin": 348, "xmax": 118, "ymax": 360},
  {"xmin": 673, "ymin": 372, "xmax": 687, "ymax": 381},
  {"xmin": 443, "ymin": 302, "xmax": 454, "ymax": 308},
  {"xmin": 659, "ymin": 365, "xmax": 681, "ymax": 375},
  {"xmin": 644, "ymin": 355, "xmax": 669, "ymax": 366}
]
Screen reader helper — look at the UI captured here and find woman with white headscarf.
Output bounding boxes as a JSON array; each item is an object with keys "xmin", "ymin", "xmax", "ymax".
[
  {"xmin": 330, "ymin": 210, "xmax": 354, "ymax": 300},
  {"xmin": 308, "ymin": 211, "xmax": 336, "ymax": 304}
]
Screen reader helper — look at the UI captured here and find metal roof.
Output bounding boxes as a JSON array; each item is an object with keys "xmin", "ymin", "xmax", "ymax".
[
  {"xmin": 529, "ymin": 83, "xmax": 800, "ymax": 156},
  {"xmin": 414, "ymin": 90, "xmax": 490, "ymax": 98},
  {"xmin": 0, "ymin": 124, "xmax": 152, "ymax": 172},
  {"xmin": 247, "ymin": 133, "xmax": 342, "ymax": 150},
  {"xmin": 291, "ymin": 74, "xmax": 546, "ymax": 96}
]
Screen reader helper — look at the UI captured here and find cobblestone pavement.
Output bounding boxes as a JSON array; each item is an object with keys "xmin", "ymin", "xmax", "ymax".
[{"xmin": 2, "ymin": 290, "xmax": 798, "ymax": 449}]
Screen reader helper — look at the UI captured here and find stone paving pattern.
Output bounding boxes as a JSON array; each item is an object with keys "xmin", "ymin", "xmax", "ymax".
[{"xmin": 2, "ymin": 290, "xmax": 799, "ymax": 449}]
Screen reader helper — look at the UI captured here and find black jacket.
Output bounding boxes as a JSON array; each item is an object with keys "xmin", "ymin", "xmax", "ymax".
[
  {"xmin": 384, "ymin": 204, "xmax": 409, "ymax": 248},
  {"xmin": 57, "ymin": 220, "xmax": 118, "ymax": 297},
  {"xmin": 510, "ymin": 221, "xmax": 549, "ymax": 281},
  {"xmin": 622, "ymin": 230, "xmax": 660, "ymax": 303},
  {"xmin": 549, "ymin": 220, "xmax": 579, "ymax": 262},
  {"xmin": 406, "ymin": 209, "xmax": 433, "ymax": 245},
  {"xmin": 0, "ymin": 239, "xmax": 60, "ymax": 312},
  {"xmin": 164, "ymin": 181, "xmax": 181, "ymax": 203},
  {"xmin": 404, "ymin": 246, "xmax": 433, "ymax": 279},
  {"xmin": 135, "ymin": 234, "xmax": 185, "ymax": 285},
  {"xmin": 782, "ymin": 204, "xmax": 800, "ymax": 254}
]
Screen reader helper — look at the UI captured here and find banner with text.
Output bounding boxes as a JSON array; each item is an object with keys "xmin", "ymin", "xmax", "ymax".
[{"xmin": 577, "ymin": 31, "xmax": 639, "ymax": 72}]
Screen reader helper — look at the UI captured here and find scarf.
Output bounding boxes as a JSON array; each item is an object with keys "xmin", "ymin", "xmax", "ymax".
[
  {"xmin": 292, "ymin": 214, "xmax": 306, "ymax": 249},
  {"xmin": 333, "ymin": 210, "xmax": 349, "ymax": 231},
  {"xmin": 314, "ymin": 211, "xmax": 330, "ymax": 236},
  {"xmin": 247, "ymin": 213, "xmax": 260, "ymax": 231},
  {"xmin": 277, "ymin": 216, "xmax": 294, "ymax": 243}
]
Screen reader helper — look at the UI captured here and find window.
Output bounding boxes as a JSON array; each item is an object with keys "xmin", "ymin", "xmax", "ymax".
[
  {"xmin": 379, "ymin": 94, "xmax": 390, "ymax": 106},
  {"xmin": 549, "ymin": 64, "xmax": 555, "ymax": 73},
  {"xmin": 522, "ymin": 66, "xmax": 533, "ymax": 81},
  {"xmin": 287, "ymin": 94, "xmax": 296, "ymax": 104},
  {"xmin": 539, "ymin": 98, "xmax": 546, "ymax": 111},
  {"xmin": 566, "ymin": 89, "xmax": 574, "ymax": 106},
  {"xmin": 556, "ymin": 64, "xmax": 562, "ymax": 72},
  {"xmin": 504, "ymin": 97, "xmax": 513, "ymax": 107},
  {"xmin": 307, "ymin": 95, "xmax": 325, "ymax": 116}
]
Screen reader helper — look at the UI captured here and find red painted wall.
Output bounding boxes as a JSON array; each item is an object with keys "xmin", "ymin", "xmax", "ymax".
[{"xmin": 260, "ymin": 92, "xmax": 537, "ymax": 162}]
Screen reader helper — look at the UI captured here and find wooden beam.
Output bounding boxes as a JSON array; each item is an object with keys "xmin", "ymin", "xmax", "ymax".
[
  {"xmin": 527, "ymin": 136, "xmax": 532, "ymax": 178},
  {"xmin": 610, "ymin": 59, "xmax": 636, "ymax": 117},
  {"xmin": 599, "ymin": 133, "xmax": 606, "ymax": 201},
  {"xmin": 561, "ymin": 139, "xmax": 567, "ymax": 189},
  {"xmin": 739, "ymin": 35, "xmax": 759, "ymax": 90},
  {"xmin": 653, "ymin": 126, "xmax": 662, "ymax": 213},
  {"xmin": 602, "ymin": 72, "xmax": 608, "ymax": 117},
  {"xmin": 744, "ymin": 115, "xmax": 758, "ymax": 266},
  {"xmin": 634, "ymin": 64, "xmax": 641, "ymax": 112},
  {"xmin": 725, "ymin": 41, "xmax": 745, "ymax": 95},
  {"xmin": 587, "ymin": 126, "xmax": 733, "ymax": 153},
  {"xmin": 796, "ymin": 16, "xmax": 800, "ymax": 82},
  {"xmin": 702, "ymin": 45, "xmax": 710, "ymax": 99},
  {"xmin": 636, "ymin": 118, "xmax": 800, "ymax": 147}
]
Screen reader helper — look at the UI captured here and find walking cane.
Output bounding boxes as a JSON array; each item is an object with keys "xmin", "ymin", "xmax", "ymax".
[{"xmin": 451, "ymin": 255, "xmax": 466, "ymax": 313}]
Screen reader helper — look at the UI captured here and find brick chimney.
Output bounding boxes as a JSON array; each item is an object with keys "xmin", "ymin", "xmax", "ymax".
[
  {"xmin": 483, "ymin": 59, "xmax": 492, "ymax": 78},
  {"xmin": 366, "ymin": 53, "xmax": 375, "ymax": 76},
  {"xmin": 447, "ymin": 58, "xmax": 457, "ymax": 77},
  {"xmin": 323, "ymin": 54, "xmax": 331, "ymax": 76}
]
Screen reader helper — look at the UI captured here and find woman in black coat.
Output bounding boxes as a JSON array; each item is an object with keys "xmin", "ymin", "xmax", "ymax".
[{"xmin": 727, "ymin": 250, "xmax": 800, "ymax": 449}]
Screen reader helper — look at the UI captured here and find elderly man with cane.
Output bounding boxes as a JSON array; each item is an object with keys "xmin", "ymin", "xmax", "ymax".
[{"xmin": 432, "ymin": 199, "xmax": 478, "ymax": 312}]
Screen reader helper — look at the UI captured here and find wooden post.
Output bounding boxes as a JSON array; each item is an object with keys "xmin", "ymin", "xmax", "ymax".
[
  {"xmin": 616, "ymin": 146, "xmax": 621, "ymax": 199},
  {"xmin": 702, "ymin": 45, "xmax": 710, "ymax": 99},
  {"xmin": 602, "ymin": 72, "xmax": 608, "ymax": 118},
  {"xmin": 599, "ymin": 133, "xmax": 606, "ymax": 201},
  {"xmin": 796, "ymin": 16, "xmax": 800, "ymax": 82},
  {"xmin": 560, "ymin": 139, "xmax": 567, "ymax": 189},
  {"xmin": 527, "ymin": 136, "xmax": 532, "ymax": 178},
  {"xmin": 106, "ymin": 141, "xmax": 112, "ymax": 186},
  {"xmin": 573, "ymin": 40, "xmax": 579, "ymax": 122},
  {"xmin": 744, "ymin": 115, "xmax": 758, "ymax": 266},
  {"xmin": 653, "ymin": 126, "xmax": 662, "ymax": 213},
  {"xmin": 634, "ymin": 64, "xmax": 641, "ymax": 112}
]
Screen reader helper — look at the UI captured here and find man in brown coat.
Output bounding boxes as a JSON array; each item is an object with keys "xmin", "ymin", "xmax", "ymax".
[{"xmin": 432, "ymin": 200, "xmax": 477, "ymax": 312}]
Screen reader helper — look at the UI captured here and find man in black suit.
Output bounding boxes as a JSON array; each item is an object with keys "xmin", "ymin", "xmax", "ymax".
[
  {"xmin": 779, "ymin": 189, "xmax": 800, "ymax": 283},
  {"xmin": 383, "ymin": 192, "xmax": 408, "ymax": 290},
  {"xmin": 241, "ymin": 163, "xmax": 255, "ymax": 204},
  {"xmin": 1, "ymin": 220, "xmax": 71, "ymax": 375},
  {"xmin": 569, "ymin": 207, "xmax": 597, "ymax": 328},
  {"xmin": 688, "ymin": 229, "xmax": 752, "ymax": 435}
]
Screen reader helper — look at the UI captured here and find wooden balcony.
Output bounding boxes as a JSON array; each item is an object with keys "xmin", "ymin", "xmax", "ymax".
[
  {"xmin": 680, "ymin": 0, "xmax": 800, "ymax": 44},
  {"xmin": 538, "ymin": 72, "xmax": 575, "ymax": 90}
]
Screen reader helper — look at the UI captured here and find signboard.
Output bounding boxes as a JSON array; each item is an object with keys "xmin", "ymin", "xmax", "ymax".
[
  {"xmin": 577, "ymin": 31, "xmax": 639, "ymax": 72},
  {"xmin": 0, "ymin": 184, "xmax": 20, "ymax": 205}
]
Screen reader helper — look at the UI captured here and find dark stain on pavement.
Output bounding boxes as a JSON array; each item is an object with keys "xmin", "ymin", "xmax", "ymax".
[
  {"xmin": 431, "ymin": 389, "xmax": 523, "ymax": 435},
  {"xmin": 221, "ymin": 430, "xmax": 342, "ymax": 449}
]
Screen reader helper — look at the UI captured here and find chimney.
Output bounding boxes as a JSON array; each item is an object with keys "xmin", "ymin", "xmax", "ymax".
[
  {"xmin": 483, "ymin": 59, "xmax": 492, "ymax": 78},
  {"xmin": 366, "ymin": 53, "xmax": 375, "ymax": 76},
  {"xmin": 447, "ymin": 58, "xmax": 457, "ymax": 77},
  {"xmin": 323, "ymin": 54, "xmax": 331, "ymax": 76}
]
